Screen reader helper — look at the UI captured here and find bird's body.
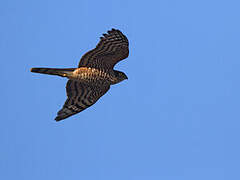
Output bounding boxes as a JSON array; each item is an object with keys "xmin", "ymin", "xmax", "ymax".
[
  {"xmin": 31, "ymin": 29, "xmax": 129, "ymax": 121},
  {"xmin": 31, "ymin": 67, "xmax": 119, "ymax": 84}
]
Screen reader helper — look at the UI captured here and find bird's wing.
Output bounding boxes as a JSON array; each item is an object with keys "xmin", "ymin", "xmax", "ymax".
[
  {"xmin": 78, "ymin": 28, "xmax": 129, "ymax": 70},
  {"xmin": 55, "ymin": 80, "xmax": 110, "ymax": 121}
]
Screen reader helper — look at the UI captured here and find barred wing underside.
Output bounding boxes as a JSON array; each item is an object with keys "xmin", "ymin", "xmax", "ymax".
[
  {"xmin": 55, "ymin": 80, "xmax": 110, "ymax": 121},
  {"xmin": 78, "ymin": 28, "xmax": 129, "ymax": 70}
]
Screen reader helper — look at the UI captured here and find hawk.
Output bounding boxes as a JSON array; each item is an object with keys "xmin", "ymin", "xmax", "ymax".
[{"xmin": 31, "ymin": 28, "xmax": 129, "ymax": 121}]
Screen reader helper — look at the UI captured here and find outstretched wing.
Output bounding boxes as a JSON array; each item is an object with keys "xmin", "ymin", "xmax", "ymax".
[
  {"xmin": 78, "ymin": 28, "xmax": 129, "ymax": 70},
  {"xmin": 55, "ymin": 80, "xmax": 110, "ymax": 121}
]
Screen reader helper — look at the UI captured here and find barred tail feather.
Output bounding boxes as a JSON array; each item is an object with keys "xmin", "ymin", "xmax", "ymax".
[{"xmin": 31, "ymin": 68, "xmax": 76, "ymax": 77}]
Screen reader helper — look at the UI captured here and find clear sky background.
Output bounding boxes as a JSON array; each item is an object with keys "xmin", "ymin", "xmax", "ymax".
[{"xmin": 1, "ymin": 0, "xmax": 240, "ymax": 179}]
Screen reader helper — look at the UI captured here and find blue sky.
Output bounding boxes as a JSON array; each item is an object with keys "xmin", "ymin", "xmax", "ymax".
[{"xmin": 1, "ymin": 0, "xmax": 240, "ymax": 179}]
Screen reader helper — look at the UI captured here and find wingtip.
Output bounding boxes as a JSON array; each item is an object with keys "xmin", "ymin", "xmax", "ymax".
[
  {"xmin": 55, "ymin": 117, "xmax": 62, "ymax": 122},
  {"xmin": 55, "ymin": 113, "xmax": 70, "ymax": 122},
  {"xmin": 102, "ymin": 28, "xmax": 120, "ymax": 39},
  {"xmin": 108, "ymin": 28, "xmax": 117, "ymax": 33}
]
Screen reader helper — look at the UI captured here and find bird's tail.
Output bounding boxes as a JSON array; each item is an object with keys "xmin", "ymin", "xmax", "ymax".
[{"xmin": 31, "ymin": 67, "xmax": 76, "ymax": 77}]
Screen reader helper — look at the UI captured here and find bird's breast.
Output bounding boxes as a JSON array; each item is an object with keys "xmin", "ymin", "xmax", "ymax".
[{"xmin": 70, "ymin": 67, "xmax": 116, "ymax": 83}]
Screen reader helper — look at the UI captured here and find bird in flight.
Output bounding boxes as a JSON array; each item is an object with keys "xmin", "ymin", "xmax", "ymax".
[{"xmin": 31, "ymin": 28, "xmax": 129, "ymax": 121}]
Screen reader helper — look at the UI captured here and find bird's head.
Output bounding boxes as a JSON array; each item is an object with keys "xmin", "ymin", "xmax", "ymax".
[{"xmin": 113, "ymin": 70, "xmax": 128, "ymax": 84}]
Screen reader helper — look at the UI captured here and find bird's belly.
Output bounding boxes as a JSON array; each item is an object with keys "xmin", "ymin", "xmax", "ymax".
[{"xmin": 70, "ymin": 67, "xmax": 114, "ymax": 83}]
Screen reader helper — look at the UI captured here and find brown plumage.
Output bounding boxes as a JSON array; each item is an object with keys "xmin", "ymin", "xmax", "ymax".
[{"xmin": 31, "ymin": 28, "xmax": 129, "ymax": 121}]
